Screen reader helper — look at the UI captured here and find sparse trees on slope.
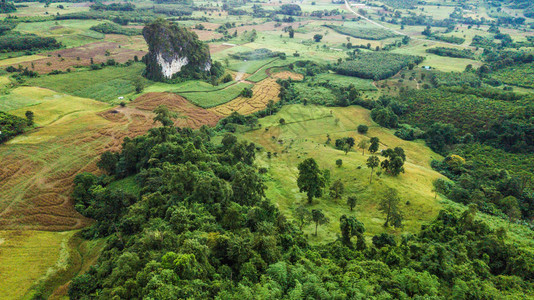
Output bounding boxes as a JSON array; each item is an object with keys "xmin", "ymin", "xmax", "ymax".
[
  {"xmin": 369, "ymin": 137, "xmax": 379, "ymax": 154},
  {"xmin": 358, "ymin": 139, "xmax": 370, "ymax": 155}
]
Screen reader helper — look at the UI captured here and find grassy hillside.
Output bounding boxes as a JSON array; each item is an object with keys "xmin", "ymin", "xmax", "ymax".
[
  {"xmin": 26, "ymin": 63, "xmax": 148, "ymax": 103},
  {"xmin": 0, "ymin": 230, "xmax": 73, "ymax": 299},
  {"xmin": 4, "ymin": 87, "xmax": 109, "ymax": 127},
  {"xmin": 240, "ymin": 104, "xmax": 444, "ymax": 243}
]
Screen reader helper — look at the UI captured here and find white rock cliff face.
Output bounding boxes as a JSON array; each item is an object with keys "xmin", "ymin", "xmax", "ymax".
[{"xmin": 157, "ymin": 52, "xmax": 189, "ymax": 79}]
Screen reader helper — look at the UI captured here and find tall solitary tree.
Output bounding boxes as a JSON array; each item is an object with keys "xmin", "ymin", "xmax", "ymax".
[
  {"xmin": 380, "ymin": 147, "xmax": 406, "ymax": 176},
  {"xmin": 297, "ymin": 158, "xmax": 327, "ymax": 204},
  {"xmin": 312, "ymin": 209, "xmax": 329, "ymax": 236},
  {"xmin": 343, "ymin": 137, "xmax": 355, "ymax": 154},
  {"xmin": 329, "ymin": 179, "xmax": 344, "ymax": 199},
  {"xmin": 347, "ymin": 196, "xmax": 357, "ymax": 211},
  {"xmin": 313, "ymin": 34, "xmax": 323, "ymax": 42},
  {"xmin": 25, "ymin": 110, "xmax": 34, "ymax": 126},
  {"xmin": 293, "ymin": 206, "xmax": 312, "ymax": 230},
  {"xmin": 369, "ymin": 137, "xmax": 380, "ymax": 154},
  {"xmin": 358, "ymin": 139, "xmax": 370, "ymax": 155},
  {"xmin": 339, "ymin": 215, "xmax": 365, "ymax": 249},
  {"xmin": 153, "ymin": 105, "xmax": 177, "ymax": 141},
  {"xmin": 366, "ymin": 156, "xmax": 380, "ymax": 183},
  {"xmin": 153, "ymin": 105, "xmax": 176, "ymax": 127},
  {"xmin": 378, "ymin": 188, "xmax": 403, "ymax": 227},
  {"xmin": 134, "ymin": 76, "xmax": 144, "ymax": 93}
]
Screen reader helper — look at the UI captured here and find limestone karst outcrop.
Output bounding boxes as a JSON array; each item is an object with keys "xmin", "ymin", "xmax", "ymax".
[{"xmin": 142, "ymin": 19, "xmax": 212, "ymax": 81}]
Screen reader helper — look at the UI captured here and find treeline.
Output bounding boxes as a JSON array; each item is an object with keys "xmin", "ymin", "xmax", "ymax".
[
  {"xmin": 427, "ymin": 47, "xmax": 474, "ymax": 59},
  {"xmin": 56, "ymin": 11, "xmax": 157, "ymax": 25},
  {"xmin": 90, "ymin": 2, "xmax": 135, "ymax": 12},
  {"xmin": 323, "ymin": 24, "xmax": 399, "ymax": 40},
  {"xmin": 66, "ymin": 109, "xmax": 534, "ymax": 299},
  {"xmin": 335, "ymin": 52, "xmax": 424, "ymax": 80},
  {"xmin": 90, "ymin": 22, "xmax": 141, "ymax": 36},
  {"xmin": 0, "ymin": 21, "xmax": 16, "ymax": 35},
  {"xmin": 0, "ymin": 2, "xmax": 16, "ymax": 13},
  {"xmin": 0, "ymin": 32, "xmax": 61, "ymax": 51},
  {"xmin": 278, "ymin": 4, "xmax": 301, "ymax": 16},
  {"xmin": 431, "ymin": 34, "xmax": 465, "ymax": 45}
]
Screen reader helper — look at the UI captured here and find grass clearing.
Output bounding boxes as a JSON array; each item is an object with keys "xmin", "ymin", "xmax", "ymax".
[
  {"xmin": 15, "ymin": 19, "xmax": 105, "ymax": 48},
  {"xmin": 144, "ymin": 78, "xmax": 237, "ymax": 94},
  {"xmin": 227, "ymin": 57, "xmax": 279, "ymax": 74},
  {"xmin": 26, "ymin": 63, "xmax": 148, "ymax": 103},
  {"xmin": 392, "ymin": 42, "xmax": 483, "ymax": 72},
  {"xmin": 3, "ymin": 87, "xmax": 109, "ymax": 127},
  {"xmin": 107, "ymin": 176, "xmax": 140, "ymax": 196},
  {"xmin": 240, "ymin": 104, "xmax": 444, "ymax": 244}
]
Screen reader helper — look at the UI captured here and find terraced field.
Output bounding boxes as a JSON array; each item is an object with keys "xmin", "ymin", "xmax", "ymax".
[{"xmin": 209, "ymin": 71, "xmax": 303, "ymax": 116}]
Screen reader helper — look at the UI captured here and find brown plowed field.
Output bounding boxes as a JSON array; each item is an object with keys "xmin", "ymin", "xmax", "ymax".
[
  {"xmin": 133, "ymin": 92, "xmax": 222, "ymax": 128},
  {"xmin": 8, "ymin": 41, "xmax": 147, "ymax": 74}
]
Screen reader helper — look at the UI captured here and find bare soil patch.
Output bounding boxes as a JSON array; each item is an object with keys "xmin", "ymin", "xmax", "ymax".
[
  {"xmin": 7, "ymin": 41, "xmax": 146, "ymax": 74},
  {"xmin": 134, "ymin": 92, "xmax": 222, "ymax": 128}
]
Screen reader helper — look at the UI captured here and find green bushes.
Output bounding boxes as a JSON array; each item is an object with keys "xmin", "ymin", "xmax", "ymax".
[
  {"xmin": 335, "ymin": 53, "xmax": 424, "ymax": 80},
  {"xmin": 427, "ymin": 47, "xmax": 474, "ymax": 59},
  {"xmin": 90, "ymin": 2, "xmax": 135, "ymax": 11},
  {"xmin": 492, "ymin": 63, "xmax": 534, "ymax": 89},
  {"xmin": 0, "ymin": 32, "xmax": 62, "ymax": 51},
  {"xmin": 0, "ymin": 111, "xmax": 28, "ymax": 143},
  {"xmin": 431, "ymin": 34, "xmax": 465, "ymax": 45},
  {"xmin": 0, "ymin": 2, "xmax": 16, "ymax": 13},
  {"xmin": 431, "ymin": 72, "xmax": 481, "ymax": 88},
  {"xmin": 90, "ymin": 22, "xmax": 141, "ymax": 36},
  {"xmin": 0, "ymin": 22, "xmax": 16, "ymax": 35},
  {"xmin": 240, "ymin": 87, "xmax": 253, "ymax": 98},
  {"xmin": 324, "ymin": 24, "xmax": 399, "ymax": 40},
  {"xmin": 371, "ymin": 107, "xmax": 398, "ymax": 128}
]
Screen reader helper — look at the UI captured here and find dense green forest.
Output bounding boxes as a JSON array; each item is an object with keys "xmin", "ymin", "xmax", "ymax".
[{"xmin": 68, "ymin": 109, "xmax": 534, "ymax": 299}]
